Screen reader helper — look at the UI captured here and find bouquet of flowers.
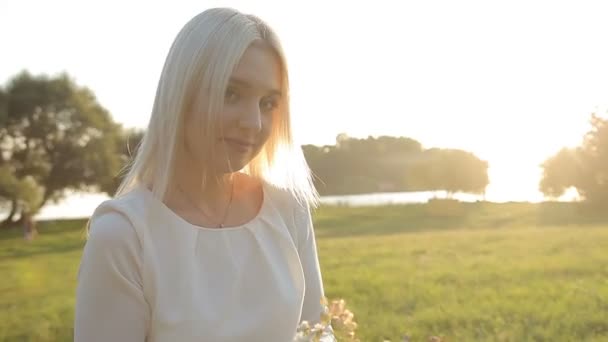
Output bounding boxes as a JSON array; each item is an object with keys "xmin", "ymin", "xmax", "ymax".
[
  {"xmin": 293, "ymin": 297, "xmax": 359, "ymax": 342},
  {"xmin": 293, "ymin": 297, "xmax": 446, "ymax": 342}
]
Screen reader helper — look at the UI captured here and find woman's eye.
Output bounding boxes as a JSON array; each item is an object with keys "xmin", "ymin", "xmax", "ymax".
[
  {"xmin": 225, "ymin": 88, "xmax": 239, "ymax": 103},
  {"xmin": 260, "ymin": 97, "xmax": 279, "ymax": 112}
]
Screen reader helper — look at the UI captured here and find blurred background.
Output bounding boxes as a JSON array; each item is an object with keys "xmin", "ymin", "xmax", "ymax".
[{"xmin": 1, "ymin": 1, "xmax": 607, "ymax": 341}]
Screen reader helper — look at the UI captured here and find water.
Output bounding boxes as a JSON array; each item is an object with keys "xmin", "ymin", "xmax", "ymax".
[
  {"xmin": 24, "ymin": 186, "xmax": 578, "ymax": 221},
  {"xmin": 26, "ymin": 190, "xmax": 488, "ymax": 221},
  {"xmin": 35, "ymin": 192, "xmax": 111, "ymax": 221},
  {"xmin": 320, "ymin": 191, "xmax": 484, "ymax": 206}
]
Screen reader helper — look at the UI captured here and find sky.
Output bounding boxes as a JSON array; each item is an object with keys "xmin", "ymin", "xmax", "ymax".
[{"xmin": 2, "ymin": 0, "xmax": 608, "ymax": 205}]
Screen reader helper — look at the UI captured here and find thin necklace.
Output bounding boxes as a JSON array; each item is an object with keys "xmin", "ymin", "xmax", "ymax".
[{"xmin": 177, "ymin": 178, "xmax": 235, "ymax": 228}]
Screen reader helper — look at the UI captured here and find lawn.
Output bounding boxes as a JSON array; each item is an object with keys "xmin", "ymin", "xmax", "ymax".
[{"xmin": 1, "ymin": 201, "xmax": 607, "ymax": 341}]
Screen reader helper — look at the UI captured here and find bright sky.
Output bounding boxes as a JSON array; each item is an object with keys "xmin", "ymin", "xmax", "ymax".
[{"xmin": 2, "ymin": 0, "xmax": 608, "ymax": 203}]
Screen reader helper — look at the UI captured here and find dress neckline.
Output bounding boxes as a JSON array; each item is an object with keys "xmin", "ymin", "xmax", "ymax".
[{"xmin": 137, "ymin": 180, "xmax": 269, "ymax": 232}]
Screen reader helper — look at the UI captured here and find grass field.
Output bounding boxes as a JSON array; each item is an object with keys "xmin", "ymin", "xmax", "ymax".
[{"xmin": 1, "ymin": 201, "xmax": 607, "ymax": 341}]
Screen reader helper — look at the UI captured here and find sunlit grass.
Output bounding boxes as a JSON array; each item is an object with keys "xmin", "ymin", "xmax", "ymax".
[
  {"xmin": 0, "ymin": 220, "xmax": 86, "ymax": 341},
  {"xmin": 314, "ymin": 202, "xmax": 608, "ymax": 341},
  {"xmin": 1, "ymin": 202, "xmax": 607, "ymax": 341}
]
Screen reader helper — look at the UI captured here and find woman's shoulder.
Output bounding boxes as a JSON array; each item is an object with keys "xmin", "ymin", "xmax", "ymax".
[
  {"xmin": 260, "ymin": 179, "xmax": 313, "ymax": 236},
  {"xmin": 261, "ymin": 178, "xmax": 308, "ymax": 214},
  {"xmin": 87, "ymin": 209, "xmax": 137, "ymax": 248},
  {"xmin": 87, "ymin": 186, "xmax": 153, "ymax": 242},
  {"xmin": 81, "ymin": 194, "xmax": 145, "ymax": 284},
  {"xmin": 95, "ymin": 185, "xmax": 157, "ymax": 215}
]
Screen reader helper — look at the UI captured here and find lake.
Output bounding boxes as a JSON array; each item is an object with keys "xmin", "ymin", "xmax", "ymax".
[{"xmin": 29, "ymin": 190, "xmax": 492, "ymax": 221}]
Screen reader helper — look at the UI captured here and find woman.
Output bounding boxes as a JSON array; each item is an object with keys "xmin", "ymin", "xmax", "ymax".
[{"xmin": 74, "ymin": 8, "xmax": 331, "ymax": 341}]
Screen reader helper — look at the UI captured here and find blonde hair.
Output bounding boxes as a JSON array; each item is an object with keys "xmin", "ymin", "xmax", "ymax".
[{"xmin": 115, "ymin": 8, "xmax": 318, "ymax": 207}]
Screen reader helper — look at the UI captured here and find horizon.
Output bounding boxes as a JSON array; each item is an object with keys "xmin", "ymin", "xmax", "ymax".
[{"xmin": 2, "ymin": 0, "xmax": 608, "ymax": 205}]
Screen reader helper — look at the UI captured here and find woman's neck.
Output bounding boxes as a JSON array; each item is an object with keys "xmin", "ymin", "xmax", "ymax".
[{"xmin": 171, "ymin": 164, "xmax": 236, "ymax": 214}]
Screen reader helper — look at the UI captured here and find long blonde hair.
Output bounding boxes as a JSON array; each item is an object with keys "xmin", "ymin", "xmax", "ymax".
[{"xmin": 115, "ymin": 8, "xmax": 318, "ymax": 207}]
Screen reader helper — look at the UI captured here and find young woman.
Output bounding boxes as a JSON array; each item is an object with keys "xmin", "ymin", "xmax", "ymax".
[{"xmin": 74, "ymin": 8, "xmax": 331, "ymax": 341}]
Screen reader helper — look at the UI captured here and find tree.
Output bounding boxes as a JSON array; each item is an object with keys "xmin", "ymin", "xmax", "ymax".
[
  {"xmin": 578, "ymin": 113, "xmax": 608, "ymax": 202},
  {"xmin": 540, "ymin": 113, "xmax": 608, "ymax": 203},
  {"xmin": 0, "ymin": 71, "xmax": 124, "ymax": 227},
  {"xmin": 302, "ymin": 134, "xmax": 488, "ymax": 196},
  {"xmin": 406, "ymin": 148, "xmax": 489, "ymax": 196},
  {"xmin": 539, "ymin": 147, "xmax": 580, "ymax": 198},
  {"xmin": 0, "ymin": 166, "xmax": 44, "ymax": 220}
]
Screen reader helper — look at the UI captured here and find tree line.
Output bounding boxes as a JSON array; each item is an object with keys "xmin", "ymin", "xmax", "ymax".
[
  {"xmin": 1, "ymin": 71, "xmax": 605, "ymax": 226},
  {"xmin": 304, "ymin": 134, "xmax": 488, "ymax": 196}
]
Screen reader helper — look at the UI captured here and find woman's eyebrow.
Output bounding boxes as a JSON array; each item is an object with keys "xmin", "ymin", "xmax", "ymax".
[{"xmin": 229, "ymin": 77, "xmax": 282, "ymax": 96}]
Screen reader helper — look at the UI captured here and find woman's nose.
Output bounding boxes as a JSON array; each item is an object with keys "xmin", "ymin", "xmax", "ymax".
[{"xmin": 237, "ymin": 101, "xmax": 263, "ymax": 132}]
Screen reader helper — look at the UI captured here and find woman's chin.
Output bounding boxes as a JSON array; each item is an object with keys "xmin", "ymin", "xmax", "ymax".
[{"xmin": 222, "ymin": 158, "xmax": 251, "ymax": 173}]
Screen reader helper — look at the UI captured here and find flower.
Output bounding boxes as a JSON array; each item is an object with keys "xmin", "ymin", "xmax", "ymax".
[
  {"xmin": 294, "ymin": 297, "xmax": 358, "ymax": 342},
  {"xmin": 294, "ymin": 296, "xmax": 443, "ymax": 341}
]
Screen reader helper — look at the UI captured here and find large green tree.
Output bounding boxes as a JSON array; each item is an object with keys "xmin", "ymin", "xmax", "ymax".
[{"xmin": 0, "ymin": 71, "xmax": 124, "ymax": 226}]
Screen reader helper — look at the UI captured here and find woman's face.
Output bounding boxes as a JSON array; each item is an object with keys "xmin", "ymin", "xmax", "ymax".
[{"xmin": 185, "ymin": 41, "xmax": 283, "ymax": 174}]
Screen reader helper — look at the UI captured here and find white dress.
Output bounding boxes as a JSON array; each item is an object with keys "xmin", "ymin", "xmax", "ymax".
[{"xmin": 74, "ymin": 181, "xmax": 328, "ymax": 342}]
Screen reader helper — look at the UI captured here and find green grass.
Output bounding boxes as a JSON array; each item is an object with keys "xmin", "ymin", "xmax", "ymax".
[
  {"xmin": 314, "ymin": 202, "xmax": 608, "ymax": 341},
  {"xmin": 1, "ymin": 201, "xmax": 608, "ymax": 341},
  {"xmin": 0, "ymin": 219, "xmax": 86, "ymax": 342}
]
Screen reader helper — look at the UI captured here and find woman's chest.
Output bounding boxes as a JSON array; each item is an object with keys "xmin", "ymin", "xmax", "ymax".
[{"xmin": 144, "ymin": 229, "xmax": 306, "ymax": 341}]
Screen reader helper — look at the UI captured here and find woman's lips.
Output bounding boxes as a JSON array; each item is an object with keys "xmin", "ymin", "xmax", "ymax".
[{"xmin": 222, "ymin": 138, "xmax": 254, "ymax": 153}]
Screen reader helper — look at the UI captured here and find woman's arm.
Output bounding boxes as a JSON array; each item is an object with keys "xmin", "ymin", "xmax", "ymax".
[
  {"xmin": 294, "ymin": 203, "xmax": 325, "ymax": 324},
  {"xmin": 74, "ymin": 212, "xmax": 150, "ymax": 342},
  {"xmin": 294, "ymin": 203, "xmax": 337, "ymax": 341}
]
